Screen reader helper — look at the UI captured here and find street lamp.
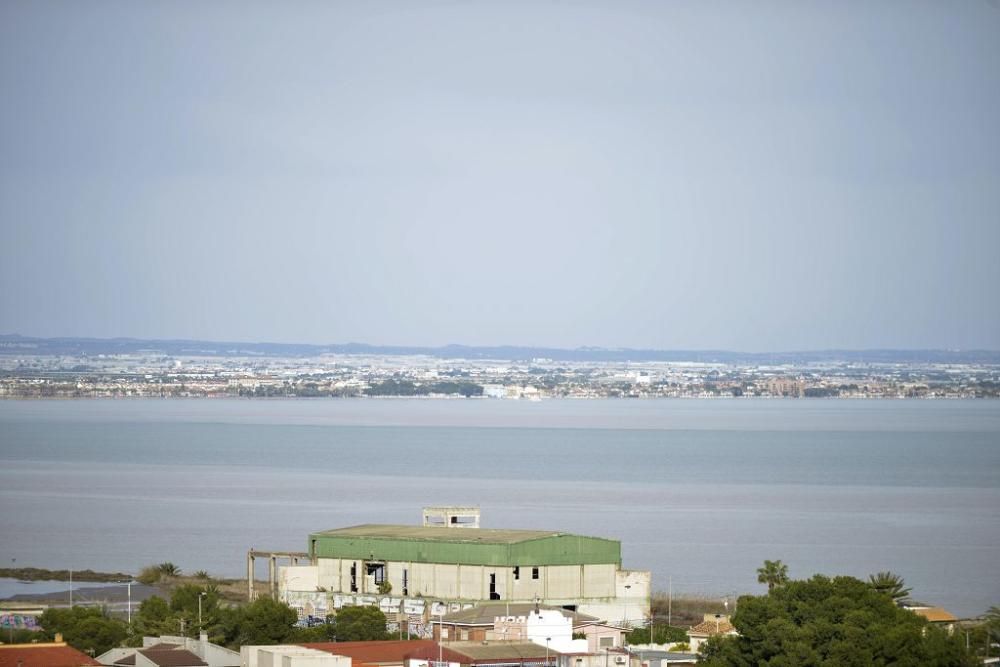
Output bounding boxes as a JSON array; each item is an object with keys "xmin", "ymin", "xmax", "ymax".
[
  {"xmin": 127, "ymin": 580, "xmax": 135, "ymax": 625},
  {"xmin": 623, "ymin": 585, "xmax": 631, "ymax": 629},
  {"xmin": 545, "ymin": 637, "xmax": 551, "ymax": 667},
  {"xmin": 198, "ymin": 592, "xmax": 207, "ymax": 630},
  {"xmin": 118, "ymin": 580, "xmax": 136, "ymax": 625}
]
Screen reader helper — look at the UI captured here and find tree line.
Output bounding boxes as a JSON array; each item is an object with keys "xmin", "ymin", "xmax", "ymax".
[
  {"xmin": 17, "ymin": 584, "xmax": 394, "ymax": 656},
  {"xmin": 699, "ymin": 560, "xmax": 996, "ymax": 666}
]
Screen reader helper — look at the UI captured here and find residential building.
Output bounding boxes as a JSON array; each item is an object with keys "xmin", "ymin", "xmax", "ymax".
[
  {"xmin": 624, "ymin": 650, "xmax": 696, "ymax": 667},
  {"xmin": 98, "ymin": 635, "xmax": 239, "ymax": 667},
  {"xmin": 905, "ymin": 606, "xmax": 958, "ymax": 634},
  {"xmin": 686, "ymin": 614, "xmax": 736, "ymax": 654},
  {"xmin": 0, "ymin": 639, "xmax": 101, "ymax": 667},
  {"xmin": 433, "ymin": 604, "xmax": 625, "ymax": 653},
  {"xmin": 301, "ymin": 641, "xmax": 438, "ymax": 667},
  {"xmin": 240, "ymin": 646, "xmax": 348, "ymax": 667},
  {"xmin": 405, "ymin": 642, "xmax": 557, "ymax": 667}
]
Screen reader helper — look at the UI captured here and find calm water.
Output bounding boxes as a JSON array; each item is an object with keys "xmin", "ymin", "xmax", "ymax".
[{"xmin": 1, "ymin": 399, "xmax": 998, "ymax": 617}]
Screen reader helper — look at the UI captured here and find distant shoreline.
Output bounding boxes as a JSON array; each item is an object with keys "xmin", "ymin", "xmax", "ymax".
[
  {"xmin": 0, "ymin": 567, "xmax": 132, "ymax": 583},
  {"xmin": 3, "ymin": 333, "xmax": 998, "ymax": 364}
]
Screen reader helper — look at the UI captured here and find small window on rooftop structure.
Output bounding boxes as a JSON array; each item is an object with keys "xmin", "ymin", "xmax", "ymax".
[
  {"xmin": 513, "ymin": 566, "xmax": 520, "ymax": 580},
  {"xmin": 532, "ymin": 567, "xmax": 539, "ymax": 580}
]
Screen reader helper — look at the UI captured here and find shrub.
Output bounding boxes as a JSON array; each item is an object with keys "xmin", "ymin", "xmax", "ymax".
[{"xmin": 137, "ymin": 565, "xmax": 161, "ymax": 585}]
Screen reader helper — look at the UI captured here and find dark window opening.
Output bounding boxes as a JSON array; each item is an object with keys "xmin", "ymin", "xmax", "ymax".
[
  {"xmin": 489, "ymin": 573, "xmax": 500, "ymax": 600},
  {"xmin": 366, "ymin": 562, "xmax": 386, "ymax": 585},
  {"xmin": 563, "ymin": 605, "xmax": 577, "ymax": 612},
  {"xmin": 513, "ymin": 566, "xmax": 520, "ymax": 580},
  {"xmin": 350, "ymin": 562, "xmax": 358, "ymax": 592},
  {"xmin": 403, "ymin": 569, "xmax": 409, "ymax": 596},
  {"xmin": 532, "ymin": 567, "xmax": 540, "ymax": 580}
]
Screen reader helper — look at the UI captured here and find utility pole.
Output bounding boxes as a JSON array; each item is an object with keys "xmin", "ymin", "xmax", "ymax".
[
  {"xmin": 69, "ymin": 569, "xmax": 73, "ymax": 608},
  {"xmin": 437, "ymin": 609, "xmax": 443, "ymax": 667},
  {"xmin": 667, "ymin": 576, "xmax": 672, "ymax": 628}
]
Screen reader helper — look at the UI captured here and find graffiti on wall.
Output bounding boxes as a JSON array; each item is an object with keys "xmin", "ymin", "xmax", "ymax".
[
  {"xmin": 285, "ymin": 591, "xmax": 329, "ymax": 621},
  {"xmin": 0, "ymin": 614, "xmax": 41, "ymax": 630}
]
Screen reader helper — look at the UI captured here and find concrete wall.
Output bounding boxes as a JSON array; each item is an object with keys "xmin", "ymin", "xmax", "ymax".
[
  {"xmin": 241, "ymin": 647, "xmax": 348, "ymax": 667},
  {"xmin": 322, "ymin": 560, "xmax": 619, "ymax": 604},
  {"xmin": 304, "ymin": 558, "xmax": 649, "ymax": 624},
  {"xmin": 279, "ymin": 566, "xmax": 319, "ymax": 597},
  {"xmin": 578, "ymin": 625, "xmax": 625, "ymax": 653}
]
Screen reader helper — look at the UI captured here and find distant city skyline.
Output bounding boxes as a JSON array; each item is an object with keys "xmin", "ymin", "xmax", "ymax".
[
  {"xmin": 2, "ymin": 333, "xmax": 998, "ymax": 360},
  {"xmin": 2, "ymin": 1, "xmax": 998, "ymax": 351}
]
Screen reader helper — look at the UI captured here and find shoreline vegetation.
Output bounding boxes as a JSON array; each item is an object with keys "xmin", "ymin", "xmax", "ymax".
[
  {"xmin": 0, "ymin": 567, "xmax": 133, "ymax": 583},
  {"xmin": 1, "ymin": 566, "xmax": 730, "ymax": 624},
  {"xmin": 0, "ymin": 566, "xmax": 251, "ymax": 603}
]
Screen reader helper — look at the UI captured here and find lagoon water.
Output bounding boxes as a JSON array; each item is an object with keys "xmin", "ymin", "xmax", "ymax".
[{"xmin": 1, "ymin": 399, "xmax": 998, "ymax": 617}]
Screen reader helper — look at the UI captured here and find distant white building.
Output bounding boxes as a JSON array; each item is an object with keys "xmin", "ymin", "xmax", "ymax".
[{"xmin": 482, "ymin": 384, "xmax": 506, "ymax": 399}]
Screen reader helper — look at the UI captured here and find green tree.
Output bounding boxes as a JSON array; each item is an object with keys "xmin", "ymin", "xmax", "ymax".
[
  {"xmin": 698, "ymin": 574, "xmax": 975, "ymax": 667},
  {"xmin": 756, "ymin": 559, "xmax": 789, "ymax": 591},
  {"xmin": 224, "ymin": 597, "xmax": 298, "ymax": 647},
  {"xmin": 39, "ymin": 607, "xmax": 128, "ymax": 656},
  {"xmin": 287, "ymin": 618, "xmax": 337, "ymax": 643},
  {"xmin": 867, "ymin": 571, "xmax": 912, "ymax": 603},
  {"xmin": 333, "ymin": 606, "xmax": 389, "ymax": 641},
  {"xmin": 170, "ymin": 584, "xmax": 221, "ymax": 629},
  {"xmin": 131, "ymin": 595, "xmax": 175, "ymax": 639}
]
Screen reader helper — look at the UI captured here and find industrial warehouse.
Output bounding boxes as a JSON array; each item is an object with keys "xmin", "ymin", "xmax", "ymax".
[{"xmin": 250, "ymin": 507, "xmax": 650, "ymax": 632}]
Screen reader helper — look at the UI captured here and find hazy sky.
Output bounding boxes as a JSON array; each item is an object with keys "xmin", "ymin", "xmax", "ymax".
[{"xmin": 2, "ymin": 1, "xmax": 998, "ymax": 351}]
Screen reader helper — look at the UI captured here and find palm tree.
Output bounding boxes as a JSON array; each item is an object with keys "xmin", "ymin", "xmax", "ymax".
[
  {"xmin": 757, "ymin": 559, "xmax": 789, "ymax": 591},
  {"xmin": 157, "ymin": 562, "xmax": 181, "ymax": 577},
  {"xmin": 867, "ymin": 571, "xmax": 911, "ymax": 604},
  {"xmin": 984, "ymin": 605, "xmax": 1000, "ymax": 639}
]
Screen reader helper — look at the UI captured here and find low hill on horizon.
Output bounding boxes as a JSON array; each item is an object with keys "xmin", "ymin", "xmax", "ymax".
[{"xmin": 1, "ymin": 334, "xmax": 997, "ymax": 364}]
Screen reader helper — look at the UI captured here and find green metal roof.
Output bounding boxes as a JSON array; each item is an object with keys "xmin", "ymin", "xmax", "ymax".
[
  {"xmin": 309, "ymin": 524, "xmax": 621, "ymax": 566},
  {"xmin": 313, "ymin": 524, "xmax": 562, "ymax": 544}
]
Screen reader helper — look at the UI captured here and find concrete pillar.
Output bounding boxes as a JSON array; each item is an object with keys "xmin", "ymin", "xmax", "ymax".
[
  {"xmin": 247, "ymin": 551, "xmax": 255, "ymax": 600},
  {"xmin": 269, "ymin": 556, "xmax": 277, "ymax": 598}
]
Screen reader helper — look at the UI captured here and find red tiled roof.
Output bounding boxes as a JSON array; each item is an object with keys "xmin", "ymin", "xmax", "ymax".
[
  {"xmin": 909, "ymin": 607, "xmax": 958, "ymax": 623},
  {"xmin": 404, "ymin": 642, "xmax": 552, "ymax": 663},
  {"xmin": 0, "ymin": 644, "xmax": 102, "ymax": 667},
  {"xmin": 689, "ymin": 619, "xmax": 735, "ymax": 636},
  {"xmin": 303, "ymin": 641, "xmax": 439, "ymax": 667}
]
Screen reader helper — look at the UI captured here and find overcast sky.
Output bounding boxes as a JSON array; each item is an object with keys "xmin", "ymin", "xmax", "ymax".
[{"xmin": 1, "ymin": 1, "xmax": 998, "ymax": 351}]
